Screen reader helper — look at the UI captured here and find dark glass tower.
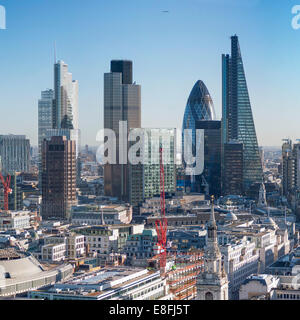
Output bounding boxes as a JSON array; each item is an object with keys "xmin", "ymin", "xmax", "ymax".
[
  {"xmin": 182, "ymin": 80, "xmax": 216, "ymax": 193},
  {"xmin": 196, "ymin": 120, "xmax": 221, "ymax": 197},
  {"xmin": 111, "ymin": 60, "xmax": 133, "ymax": 85},
  {"xmin": 41, "ymin": 136, "xmax": 77, "ymax": 220},
  {"xmin": 223, "ymin": 141, "xmax": 244, "ymax": 196},
  {"xmin": 104, "ymin": 60, "xmax": 141, "ymax": 202},
  {"xmin": 222, "ymin": 35, "xmax": 262, "ymax": 194}
]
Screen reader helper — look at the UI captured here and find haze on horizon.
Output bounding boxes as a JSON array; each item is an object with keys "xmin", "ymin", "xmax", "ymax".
[{"xmin": 0, "ymin": 0, "xmax": 300, "ymax": 147}]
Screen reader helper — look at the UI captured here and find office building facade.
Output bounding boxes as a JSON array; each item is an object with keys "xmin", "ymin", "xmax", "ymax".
[
  {"xmin": 0, "ymin": 135, "xmax": 30, "ymax": 175},
  {"xmin": 195, "ymin": 120, "xmax": 221, "ymax": 197},
  {"xmin": 222, "ymin": 141, "xmax": 244, "ymax": 196},
  {"xmin": 41, "ymin": 136, "xmax": 77, "ymax": 220},
  {"xmin": 38, "ymin": 61, "xmax": 80, "ymax": 188},
  {"xmin": 104, "ymin": 60, "xmax": 141, "ymax": 201},
  {"xmin": 222, "ymin": 35, "xmax": 262, "ymax": 194},
  {"xmin": 53, "ymin": 60, "xmax": 79, "ymax": 130},
  {"xmin": 129, "ymin": 128, "xmax": 176, "ymax": 208},
  {"xmin": 38, "ymin": 89, "xmax": 54, "ymax": 186}
]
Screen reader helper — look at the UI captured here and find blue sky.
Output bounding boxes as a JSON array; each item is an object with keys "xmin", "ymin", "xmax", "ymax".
[{"xmin": 0, "ymin": 0, "xmax": 300, "ymax": 146}]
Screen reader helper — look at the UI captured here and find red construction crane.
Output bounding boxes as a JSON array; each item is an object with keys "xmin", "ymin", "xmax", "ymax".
[
  {"xmin": 0, "ymin": 172, "xmax": 12, "ymax": 211},
  {"xmin": 155, "ymin": 147, "xmax": 168, "ymax": 274}
]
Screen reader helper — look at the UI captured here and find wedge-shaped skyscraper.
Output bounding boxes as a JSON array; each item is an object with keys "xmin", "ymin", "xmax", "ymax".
[{"xmin": 222, "ymin": 35, "xmax": 262, "ymax": 193}]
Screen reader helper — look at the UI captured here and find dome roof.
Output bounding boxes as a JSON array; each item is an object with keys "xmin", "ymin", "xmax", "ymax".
[{"xmin": 182, "ymin": 80, "xmax": 216, "ymax": 132}]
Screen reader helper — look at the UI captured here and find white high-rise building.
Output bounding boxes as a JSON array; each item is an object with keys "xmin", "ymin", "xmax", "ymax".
[
  {"xmin": 54, "ymin": 60, "xmax": 79, "ymax": 130},
  {"xmin": 38, "ymin": 61, "xmax": 80, "ymax": 188}
]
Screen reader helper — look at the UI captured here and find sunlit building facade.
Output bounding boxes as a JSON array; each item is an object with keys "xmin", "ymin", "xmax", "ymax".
[
  {"xmin": 104, "ymin": 60, "xmax": 141, "ymax": 202},
  {"xmin": 222, "ymin": 35, "xmax": 262, "ymax": 194}
]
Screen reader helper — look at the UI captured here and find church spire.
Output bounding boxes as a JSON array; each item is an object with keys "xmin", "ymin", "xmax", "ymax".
[
  {"xmin": 210, "ymin": 195, "xmax": 216, "ymax": 223},
  {"xmin": 207, "ymin": 195, "xmax": 217, "ymax": 241},
  {"xmin": 196, "ymin": 195, "xmax": 229, "ymax": 300}
]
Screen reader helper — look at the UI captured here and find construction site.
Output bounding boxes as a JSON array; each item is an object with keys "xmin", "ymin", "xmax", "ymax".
[
  {"xmin": 148, "ymin": 250, "xmax": 204, "ymax": 300},
  {"xmin": 146, "ymin": 147, "xmax": 204, "ymax": 300}
]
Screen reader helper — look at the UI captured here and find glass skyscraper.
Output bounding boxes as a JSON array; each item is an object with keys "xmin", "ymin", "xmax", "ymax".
[
  {"xmin": 38, "ymin": 89, "xmax": 54, "ymax": 185},
  {"xmin": 104, "ymin": 60, "xmax": 141, "ymax": 202},
  {"xmin": 54, "ymin": 60, "xmax": 79, "ymax": 130},
  {"xmin": 182, "ymin": 80, "xmax": 216, "ymax": 192},
  {"xmin": 222, "ymin": 35, "xmax": 262, "ymax": 193},
  {"xmin": 0, "ymin": 135, "xmax": 30, "ymax": 175},
  {"xmin": 38, "ymin": 61, "xmax": 80, "ymax": 188},
  {"xmin": 195, "ymin": 120, "xmax": 221, "ymax": 197},
  {"xmin": 129, "ymin": 128, "xmax": 176, "ymax": 207}
]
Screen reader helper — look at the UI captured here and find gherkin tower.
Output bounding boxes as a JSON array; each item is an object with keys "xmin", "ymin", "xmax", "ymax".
[
  {"xmin": 182, "ymin": 80, "xmax": 216, "ymax": 192},
  {"xmin": 222, "ymin": 35, "xmax": 262, "ymax": 193}
]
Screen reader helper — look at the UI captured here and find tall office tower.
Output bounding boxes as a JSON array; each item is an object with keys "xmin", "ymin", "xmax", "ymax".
[
  {"xmin": 41, "ymin": 136, "xmax": 77, "ymax": 220},
  {"xmin": 53, "ymin": 60, "xmax": 80, "ymax": 158},
  {"xmin": 293, "ymin": 142, "xmax": 300, "ymax": 190},
  {"xmin": 111, "ymin": 60, "xmax": 133, "ymax": 85},
  {"xmin": 182, "ymin": 80, "xmax": 216, "ymax": 193},
  {"xmin": 38, "ymin": 61, "xmax": 80, "ymax": 188},
  {"xmin": 38, "ymin": 89, "xmax": 54, "ymax": 186},
  {"xmin": 129, "ymin": 128, "xmax": 176, "ymax": 208},
  {"xmin": 0, "ymin": 135, "xmax": 30, "ymax": 175},
  {"xmin": 195, "ymin": 120, "xmax": 221, "ymax": 197},
  {"xmin": 222, "ymin": 35, "xmax": 262, "ymax": 194},
  {"xmin": 223, "ymin": 141, "xmax": 244, "ymax": 196},
  {"xmin": 53, "ymin": 60, "xmax": 79, "ymax": 130},
  {"xmin": 104, "ymin": 60, "xmax": 141, "ymax": 201},
  {"xmin": 282, "ymin": 139, "xmax": 295, "ymax": 198}
]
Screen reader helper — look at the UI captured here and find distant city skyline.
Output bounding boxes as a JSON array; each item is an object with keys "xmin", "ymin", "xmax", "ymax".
[{"xmin": 1, "ymin": 0, "xmax": 300, "ymax": 146}]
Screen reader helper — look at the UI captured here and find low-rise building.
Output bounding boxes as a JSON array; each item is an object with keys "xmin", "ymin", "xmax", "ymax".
[
  {"xmin": 73, "ymin": 224, "xmax": 144, "ymax": 261},
  {"xmin": 266, "ymin": 245, "xmax": 300, "ymax": 276},
  {"xmin": 220, "ymin": 237, "xmax": 260, "ymax": 299},
  {"xmin": 239, "ymin": 274, "xmax": 280, "ymax": 300},
  {"xmin": 28, "ymin": 267, "xmax": 171, "ymax": 300},
  {"xmin": 124, "ymin": 229, "xmax": 157, "ymax": 266},
  {"xmin": 32, "ymin": 233, "xmax": 85, "ymax": 262},
  {"xmin": 0, "ymin": 248, "xmax": 73, "ymax": 297},
  {"xmin": 0, "ymin": 211, "xmax": 31, "ymax": 231},
  {"xmin": 167, "ymin": 228, "xmax": 206, "ymax": 252},
  {"xmin": 41, "ymin": 243, "xmax": 66, "ymax": 262},
  {"xmin": 72, "ymin": 204, "xmax": 132, "ymax": 225}
]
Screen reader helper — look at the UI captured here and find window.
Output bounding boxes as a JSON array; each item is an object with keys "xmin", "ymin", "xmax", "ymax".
[{"xmin": 205, "ymin": 292, "xmax": 213, "ymax": 300}]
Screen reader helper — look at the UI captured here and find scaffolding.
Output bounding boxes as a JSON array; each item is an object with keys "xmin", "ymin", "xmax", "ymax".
[
  {"xmin": 147, "ymin": 250, "xmax": 204, "ymax": 300},
  {"xmin": 167, "ymin": 250, "xmax": 203, "ymax": 300}
]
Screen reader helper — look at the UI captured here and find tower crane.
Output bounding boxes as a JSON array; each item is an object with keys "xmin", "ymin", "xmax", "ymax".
[
  {"xmin": 0, "ymin": 172, "xmax": 12, "ymax": 211},
  {"xmin": 155, "ymin": 147, "xmax": 168, "ymax": 275}
]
